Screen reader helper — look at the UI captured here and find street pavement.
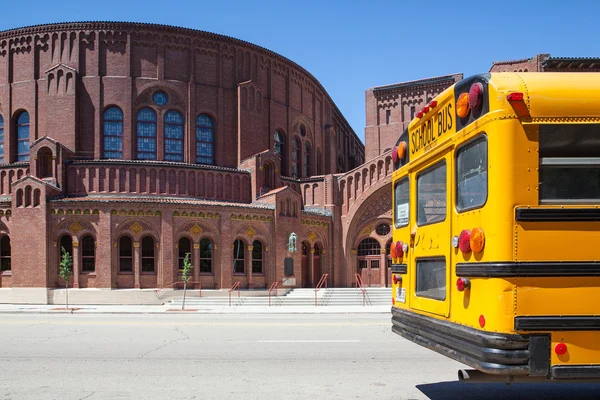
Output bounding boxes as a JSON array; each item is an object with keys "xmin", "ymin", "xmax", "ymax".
[{"xmin": 0, "ymin": 313, "xmax": 599, "ymax": 400}]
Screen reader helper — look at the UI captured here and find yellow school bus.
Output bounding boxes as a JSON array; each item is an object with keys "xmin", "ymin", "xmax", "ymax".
[{"xmin": 390, "ymin": 72, "xmax": 600, "ymax": 383}]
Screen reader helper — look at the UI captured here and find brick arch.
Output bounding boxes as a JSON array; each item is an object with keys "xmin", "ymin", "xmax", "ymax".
[
  {"xmin": 133, "ymin": 81, "xmax": 187, "ymax": 112},
  {"xmin": 54, "ymin": 218, "xmax": 96, "ymax": 241},
  {"xmin": 114, "ymin": 218, "xmax": 160, "ymax": 242}
]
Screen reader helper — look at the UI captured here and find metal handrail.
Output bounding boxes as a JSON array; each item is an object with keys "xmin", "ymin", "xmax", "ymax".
[
  {"xmin": 228, "ymin": 281, "xmax": 241, "ymax": 306},
  {"xmin": 355, "ymin": 274, "xmax": 367, "ymax": 306},
  {"xmin": 153, "ymin": 280, "xmax": 202, "ymax": 299},
  {"xmin": 314, "ymin": 274, "xmax": 329, "ymax": 306},
  {"xmin": 268, "ymin": 281, "xmax": 280, "ymax": 306},
  {"xmin": 281, "ymin": 275, "xmax": 295, "ymax": 286}
]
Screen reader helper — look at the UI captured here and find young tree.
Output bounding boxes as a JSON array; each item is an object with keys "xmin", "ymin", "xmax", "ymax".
[
  {"xmin": 181, "ymin": 252, "xmax": 192, "ymax": 310},
  {"xmin": 59, "ymin": 246, "xmax": 73, "ymax": 310}
]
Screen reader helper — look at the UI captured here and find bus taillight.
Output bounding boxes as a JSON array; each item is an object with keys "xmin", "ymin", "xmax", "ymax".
[
  {"xmin": 393, "ymin": 275, "xmax": 402, "ymax": 285},
  {"xmin": 458, "ymin": 229, "xmax": 471, "ymax": 253},
  {"xmin": 390, "ymin": 242, "xmax": 397, "ymax": 258},
  {"xmin": 456, "ymin": 277, "xmax": 470, "ymax": 291},
  {"xmin": 458, "ymin": 228, "xmax": 485, "ymax": 253},
  {"xmin": 457, "ymin": 93, "xmax": 470, "ymax": 118},
  {"xmin": 395, "ymin": 241, "xmax": 404, "ymax": 258},
  {"xmin": 469, "ymin": 82, "xmax": 484, "ymax": 111}
]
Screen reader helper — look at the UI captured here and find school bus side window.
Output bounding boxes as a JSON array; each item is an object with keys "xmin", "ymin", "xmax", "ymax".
[
  {"xmin": 417, "ymin": 161, "xmax": 446, "ymax": 226},
  {"xmin": 456, "ymin": 136, "xmax": 488, "ymax": 212},
  {"xmin": 394, "ymin": 177, "xmax": 409, "ymax": 228}
]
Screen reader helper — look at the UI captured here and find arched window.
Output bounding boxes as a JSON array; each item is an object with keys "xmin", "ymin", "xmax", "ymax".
[
  {"xmin": 337, "ymin": 156, "xmax": 345, "ymax": 173},
  {"xmin": 37, "ymin": 147, "xmax": 53, "ymax": 178},
  {"xmin": 16, "ymin": 189, "xmax": 23, "ymax": 207},
  {"xmin": 103, "ymin": 107, "xmax": 123, "ymax": 159},
  {"xmin": 358, "ymin": 238, "xmax": 381, "ymax": 256},
  {"xmin": 59, "ymin": 235, "xmax": 73, "ymax": 270},
  {"xmin": 274, "ymin": 130, "xmax": 286, "ymax": 175},
  {"xmin": 263, "ymin": 162, "xmax": 274, "ymax": 191},
  {"xmin": 119, "ymin": 236, "xmax": 133, "ymax": 272},
  {"xmin": 165, "ymin": 110, "xmax": 184, "ymax": 162},
  {"xmin": 200, "ymin": 238, "xmax": 213, "ymax": 274},
  {"xmin": 291, "ymin": 136, "xmax": 301, "ymax": 178},
  {"xmin": 178, "ymin": 237, "xmax": 191, "ymax": 270},
  {"xmin": 0, "ymin": 236, "xmax": 10, "ymax": 272},
  {"xmin": 141, "ymin": 236, "xmax": 155, "ymax": 272},
  {"xmin": 303, "ymin": 142, "xmax": 311, "ymax": 177},
  {"xmin": 0, "ymin": 115, "xmax": 4, "ymax": 164},
  {"xmin": 81, "ymin": 235, "xmax": 95, "ymax": 272},
  {"xmin": 24, "ymin": 186, "xmax": 31, "ymax": 207},
  {"xmin": 314, "ymin": 243, "xmax": 321, "ymax": 256},
  {"xmin": 136, "ymin": 108, "xmax": 157, "ymax": 160},
  {"xmin": 16, "ymin": 111, "xmax": 30, "ymax": 162},
  {"xmin": 196, "ymin": 114, "xmax": 214, "ymax": 165},
  {"xmin": 233, "ymin": 239, "xmax": 245, "ymax": 274},
  {"xmin": 33, "ymin": 189, "xmax": 41, "ymax": 207},
  {"xmin": 252, "ymin": 240, "xmax": 263, "ymax": 274}
]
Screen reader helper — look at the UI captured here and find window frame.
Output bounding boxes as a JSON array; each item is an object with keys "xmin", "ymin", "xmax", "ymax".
[
  {"xmin": 233, "ymin": 239, "xmax": 245, "ymax": 275},
  {"xmin": 141, "ymin": 236, "xmax": 156, "ymax": 273},
  {"xmin": 177, "ymin": 237, "xmax": 192, "ymax": 271},
  {"xmin": 196, "ymin": 114, "xmax": 215, "ymax": 165},
  {"xmin": 136, "ymin": 108, "xmax": 157, "ymax": 160},
  {"xmin": 16, "ymin": 111, "xmax": 30, "ymax": 162},
  {"xmin": 416, "ymin": 160, "xmax": 447, "ymax": 227},
  {"xmin": 251, "ymin": 240, "xmax": 263, "ymax": 275},
  {"xmin": 415, "ymin": 257, "xmax": 447, "ymax": 301},
  {"xmin": 81, "ymin": 235, "xmax": 95, "ymax": 273},
  {"xmin": 0, "ymin": 235, "xmax": 10, "ymax": 273},
  {"xmin": 102, "ymin": 106, "xmax": 124, "ymax": 159},
  {"xmin": 164, "ymin": 110, "xmax": 185, "ymax": 162},
  {"xmin": 455, "ymin": 134, "xmax": 488, "ymax": 213},
  {"xmin": 119, "ymin": 236, "xmax": 133, "ymax": 273},
  {"xmin": 393, "ymin": 176, "xmax": 410, "ymax": 228},
  {"xmin": 199, "ymin": 238, "xmax": 213, "ymax": 274}
]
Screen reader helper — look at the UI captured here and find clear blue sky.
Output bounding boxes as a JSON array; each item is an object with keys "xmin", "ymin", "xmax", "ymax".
[{"xmin": 1, "ymin": 0, "xmax": 599, "ymax": 144}]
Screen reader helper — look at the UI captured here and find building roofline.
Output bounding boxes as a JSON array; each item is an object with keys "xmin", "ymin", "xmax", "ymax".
[
  {"xmin": 370, "ymin": 73, "xmax": 462, "ymax": 92},
  {"xmin": 0, "ymin": 20, "xmax": 361, "ymax": 145}
]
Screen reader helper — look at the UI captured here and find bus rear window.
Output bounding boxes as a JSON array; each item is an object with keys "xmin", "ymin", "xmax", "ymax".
[
  {"xmin": 416, "ymin": 258, "xmax": 446, "ymax": 301},
  {"xmin": 539, "ymin": 124, "xmax": 600, "ymax": 203},
  {"xmin": 417, "ymin": 161, "xmax": 446, "ymax": 226},
  {"xmin": 456, "ymin": 136, "xmax": 488, "ymax": 211},
  {"xmin": 394, "ymin": 177, "xmax": 409, "ymax": 228}
]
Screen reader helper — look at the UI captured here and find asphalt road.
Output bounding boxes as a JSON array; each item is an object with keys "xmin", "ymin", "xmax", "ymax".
[{"xmin": 0, "ymin": 313, "xmax": 598, "ymax": 400}]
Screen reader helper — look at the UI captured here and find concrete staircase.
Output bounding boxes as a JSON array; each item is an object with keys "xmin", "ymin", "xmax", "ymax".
[{"xmin": 166, "ymin": 287, "xmax": 391, "ymax": 308}]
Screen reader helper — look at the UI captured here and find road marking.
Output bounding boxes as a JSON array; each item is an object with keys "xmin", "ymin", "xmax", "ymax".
[{"xmin": 257, "ymin": 339, "xmax": 360, "ymax": 343}]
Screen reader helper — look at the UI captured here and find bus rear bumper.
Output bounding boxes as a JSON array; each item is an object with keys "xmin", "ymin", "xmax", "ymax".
[{"xmin": 391, "ymin": 307, "xmax": 537, "ymax": 376}]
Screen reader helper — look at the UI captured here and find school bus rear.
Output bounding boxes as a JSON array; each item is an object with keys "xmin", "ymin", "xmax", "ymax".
[{"xmin": 390, "ymin": 72, "xmax": 600, "ymax": 382}]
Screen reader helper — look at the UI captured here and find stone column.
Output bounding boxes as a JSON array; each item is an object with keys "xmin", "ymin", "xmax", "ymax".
[
  {"xmin": 308, "ymin": 248, "xmax": 315, "ymax": 287},
  {"xmin": 380, "ymin": 248, "xmax": 387, "ymax": 287},
  {"xmin": 133, "ymin": 241, "xmax": 140, "ymax": 289},
  {"xmin": 193, "ymin": 243, "xmax": 200, "ymax": 289},
  {"xmin": 247, "ymin": 245, "xmax": 254, "ymax": 289},
  {"xmin": 350, "ymin": 249, "xmax": 358, "ymax": 287},
  {"xmin": 72, "ymin": 238, "xmax": 80, "ymax": 288}
]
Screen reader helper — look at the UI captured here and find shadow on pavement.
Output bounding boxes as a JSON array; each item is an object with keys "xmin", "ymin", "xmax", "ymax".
[{"xmin": 417, "ymin": 381, "xmax": 600, "ymax": 400}]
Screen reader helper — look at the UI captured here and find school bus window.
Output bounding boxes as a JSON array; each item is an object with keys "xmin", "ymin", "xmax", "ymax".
[
  {"xmin": 394, "ymin": 177, "xmax": 409, "ymax": 228},
  {"xmin": 416, "ymin": 258, "xmax": 446, "ymax": 301},
  {"xmin": 456, "ymin": 136, "xmax": 488, "ymax": 211},
  {"xmin": 539, "ymin": 124, "xmax": 600, "ymax": 203},
  {"xmin": 417, "ymin": 161, "xmax": 446, "ymax": 226}
]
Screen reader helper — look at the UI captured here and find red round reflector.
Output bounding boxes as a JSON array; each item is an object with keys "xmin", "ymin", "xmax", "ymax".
[
  {"xmin": 422, "ymin": 106, "xmax": 430, "ymax": 113},
  {"xmin": 555, "ymin": 343, "xmax": 568, "ymax": 356},
  {"xmin": 393, "ymin": 275, "xmax": 402, "ymax": 285},
  {"xmin": 469, "ymin": 82, "xmax": 484, "ymax": 111},
  {"xmin": 428, "ymin": 100, "xmax": 437, "ymax": 108},
  {"xmin": 395, "ymin": 241, "xmax": 403, "ymax": 258},
  {"xmin": 458, "ymin": 229, "xmax": 471, "ymax": 253},
  {"xmin": 456, "ymin": 277, "xmax": 470, "ymax": 292},
  {"xmin": 391, "ymin": 147, "xmax": 398, "ymax": 164},
  {"xmin": 479, "ymin": 315, "xmax": 486, "ymax": 328},
  {"xmin": 416, "ymin": 111, "xmax": 424, "ymax": 119}
]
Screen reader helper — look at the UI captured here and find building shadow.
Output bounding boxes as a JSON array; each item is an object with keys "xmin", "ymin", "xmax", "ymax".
[{"xmin": 416, "ymin": 381, "xmax": 600, "ymax": 400}]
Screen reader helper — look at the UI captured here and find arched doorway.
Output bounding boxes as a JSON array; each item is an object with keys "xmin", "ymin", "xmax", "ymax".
[{"xmin": 357, "ymin": 238, "xmax": 381, "ymax": 287}]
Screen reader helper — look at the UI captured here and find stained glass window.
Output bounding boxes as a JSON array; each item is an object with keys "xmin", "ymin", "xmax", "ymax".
[
  {"xmin": 152, "ymin": 91, "xmax": 168, "ymax": 106},
  {"xmin": 196, "ymin": 114, "xmax": 214, "ymax": 165},
  {"xmin": 165, "ymin": 110, "xmax": 184, "ymax": 162},
  {"xmin": 103, "ymin": 107, "xmax": 123, "ymax": 159},
  {"xmin": 136, "ymin": 108, "xmax": 157, "ymax": 160},
  {"xmin": 16, "ymin": 112, "xmax": 30, "ymax": 162}
]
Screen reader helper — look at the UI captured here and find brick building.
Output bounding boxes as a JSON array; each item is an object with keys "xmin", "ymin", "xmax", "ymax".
[{"xmin": 0, "ymin": 22, "xmax": 370, "ymax": 304}]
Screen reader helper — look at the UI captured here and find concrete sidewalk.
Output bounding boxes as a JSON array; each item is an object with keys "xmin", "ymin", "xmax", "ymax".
[{"xmin": 0, "ymin": 303, "xmax": 391, "ymax": 314}]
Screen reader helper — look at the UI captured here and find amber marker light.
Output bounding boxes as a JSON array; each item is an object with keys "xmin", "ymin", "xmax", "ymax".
[
  {"xmin": 397, "ymin": 142, "xmax": 407, "ymax": 160},
  {"xmin": 470, "ymin": 227, "xmax": 485, "ymax": 253},
  {"xmin": 457, "ymin": 92, "xmax": 470, "ymax": 118}
]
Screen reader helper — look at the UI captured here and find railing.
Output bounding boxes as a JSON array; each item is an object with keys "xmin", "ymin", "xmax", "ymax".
[
  {"xmin": 355, "ymin": 274, "xmax": 367, "ymax": 306},
  {"xmin": 268, "ymin": 281, "xmax": 279, "ymax": 307},
  {"xmin": 314, "ymin": 274, "xmax": 329, "ymax": 306},
  {"xmin": 228, "ymin": 281, "xmax": 241, "ymax": 306},
  {"xmin": 281, "ymin": 275, "xmax": 295, "ymax": 286},
  {"xmin": 153, "ymin": 280, "xmax": 202, "ymax": 299}
]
